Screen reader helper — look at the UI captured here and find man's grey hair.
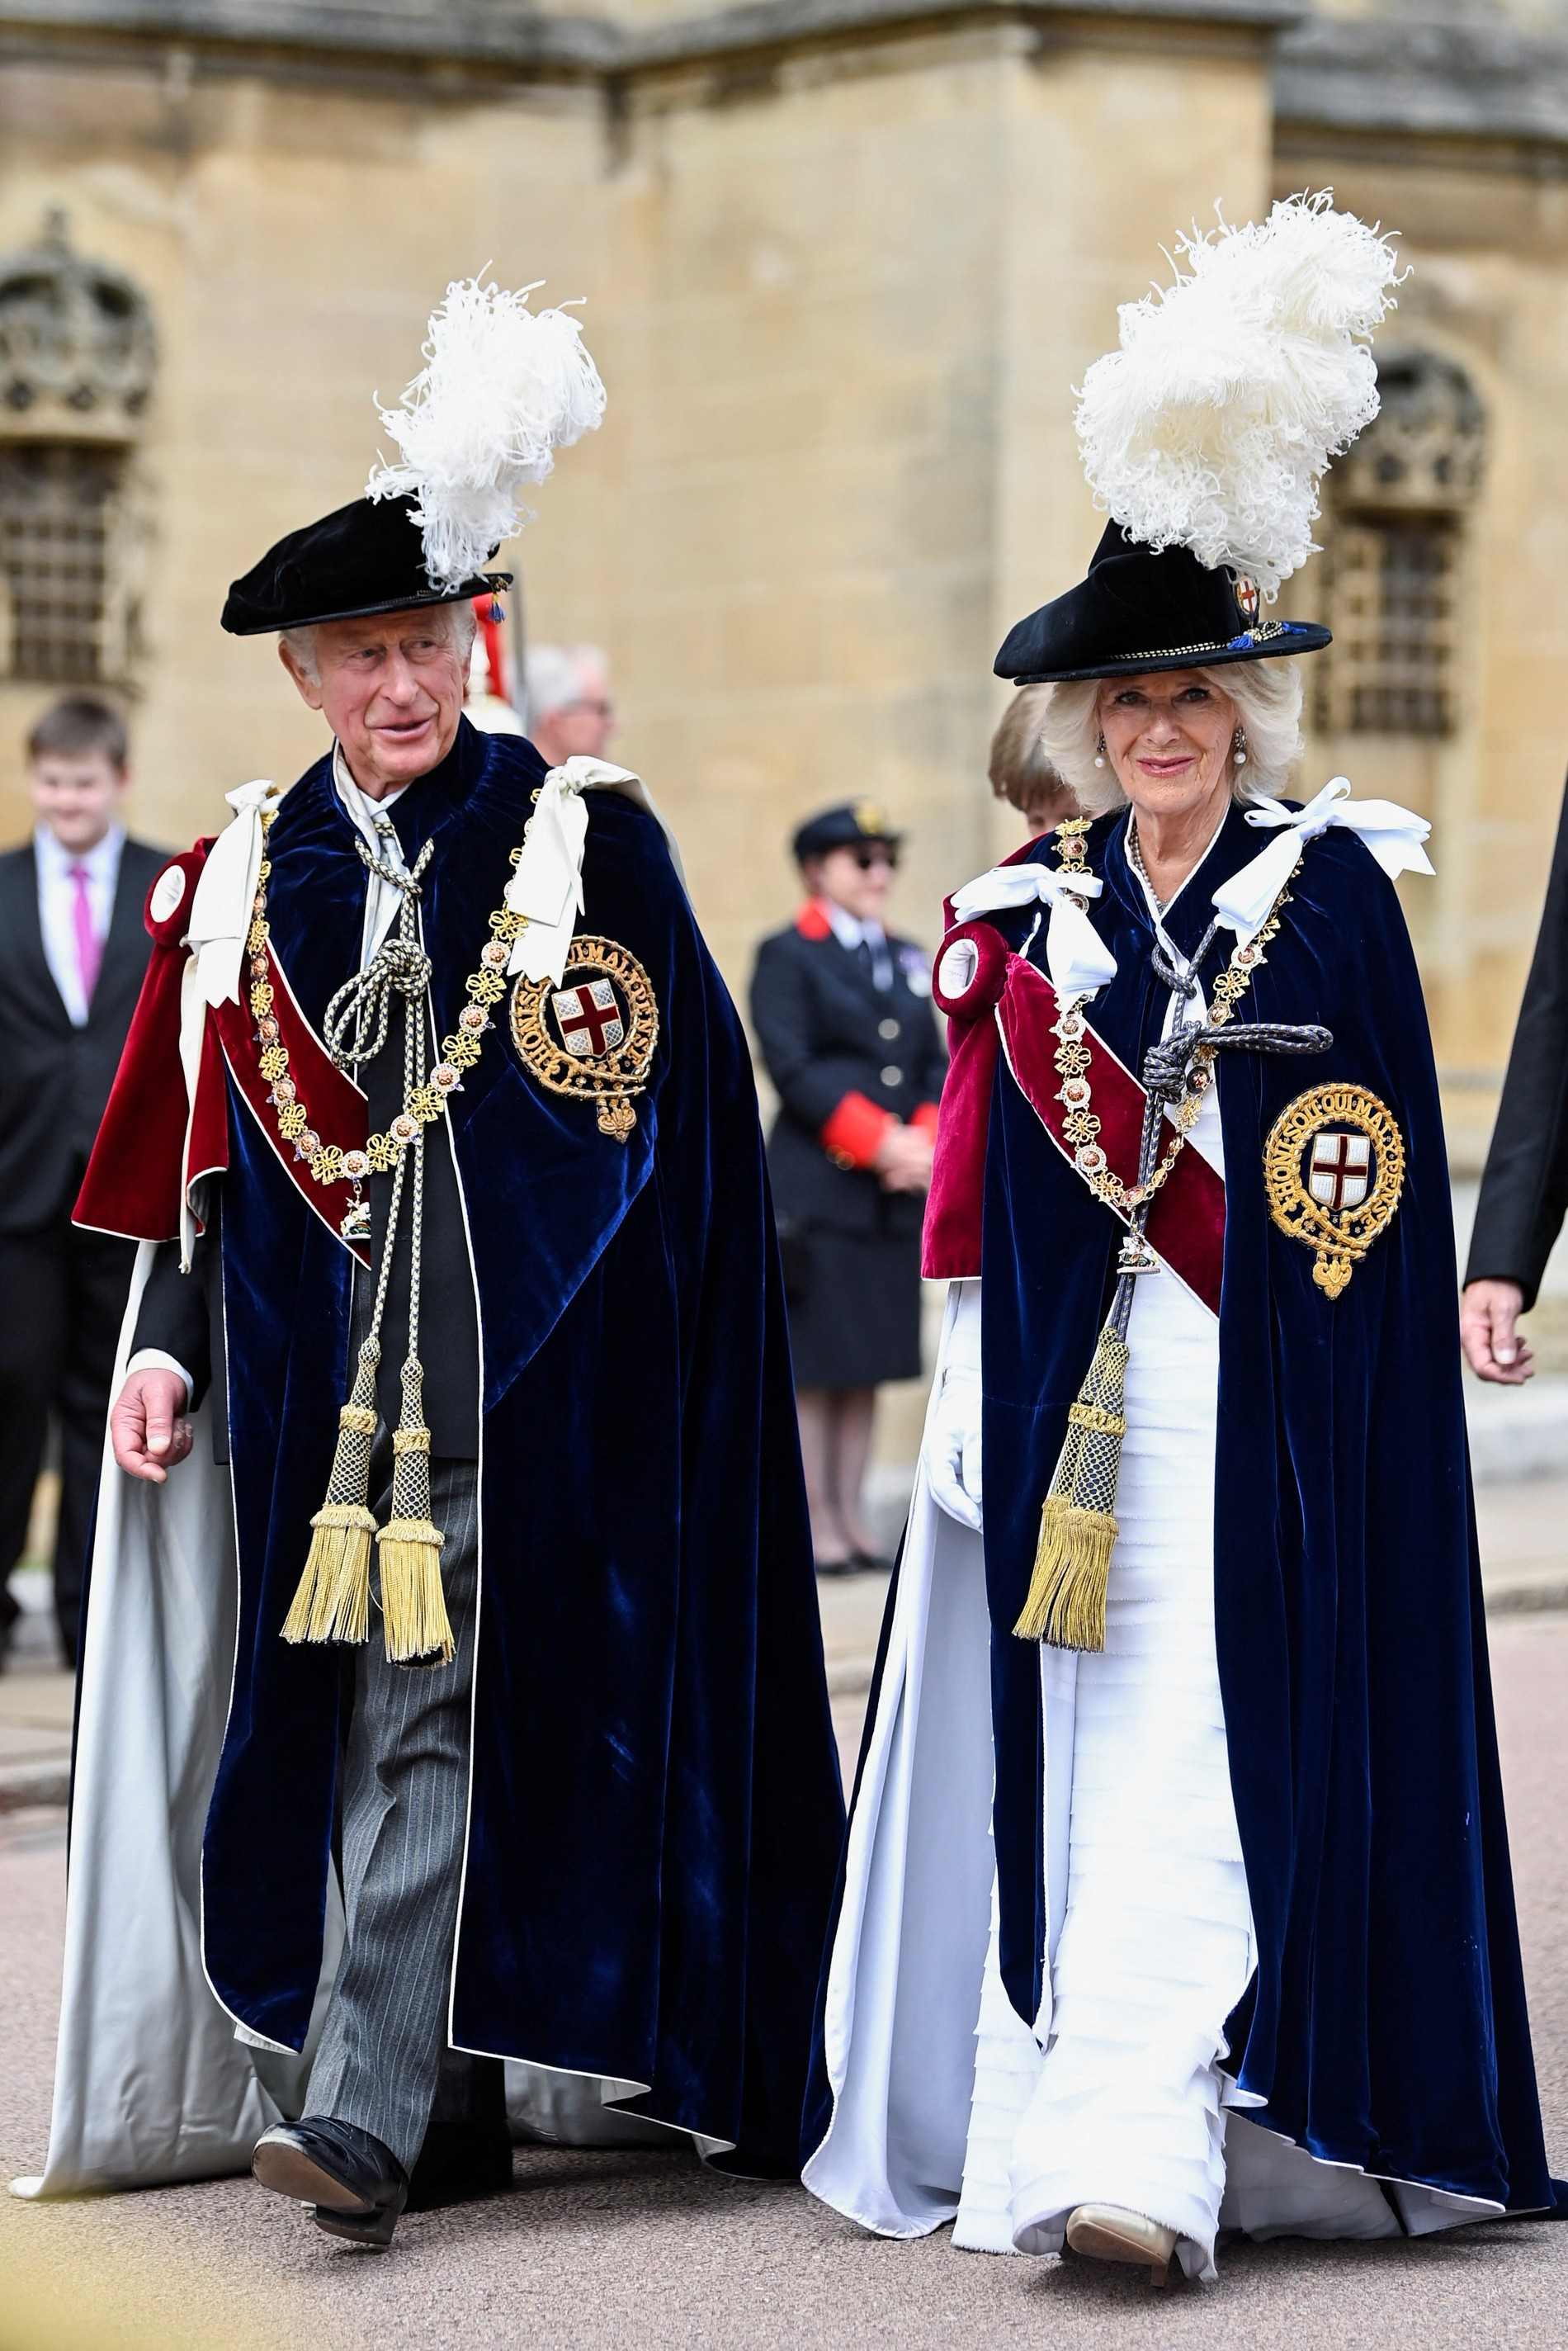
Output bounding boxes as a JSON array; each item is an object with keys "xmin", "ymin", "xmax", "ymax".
[
  {"xmin": 280, "ymin": 600, "xmax": 478, "ymax": 685},
  {"xmin": 524, "ymin": 643, "xmax": 608, "ymax": 725}
]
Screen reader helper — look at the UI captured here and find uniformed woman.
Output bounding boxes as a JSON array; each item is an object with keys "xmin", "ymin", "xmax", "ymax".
[{"xmin": 750, "ymin": 802, "xmax": 947, "ymax": 1573}]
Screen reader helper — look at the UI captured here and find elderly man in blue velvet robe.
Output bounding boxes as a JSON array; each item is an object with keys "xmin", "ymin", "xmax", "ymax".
[{"xmin": 32, "ymin": 286, "xmax": 843, "ymax": 2249}]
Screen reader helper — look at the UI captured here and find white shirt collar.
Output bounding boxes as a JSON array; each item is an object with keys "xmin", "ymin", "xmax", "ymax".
[
  {"xmin": 333, "ymin": 743, "xmax": 413, "ymax": 967},
  {"xmin": 819, "ymin": 899, "xmax": 886, "ymax": 953},
  {"xmin": 332, "ymin": 742, "xmax": 411, "ymax": 845}
]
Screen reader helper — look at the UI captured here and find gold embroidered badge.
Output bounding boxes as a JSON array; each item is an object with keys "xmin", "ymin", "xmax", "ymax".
[
  {"xmin": 1263, "ymin": 1084, "xmax": 1405, "ymax": 1298},
  {"xmin": 509, "ymin": 935, "xmax": 659, "ymax": 1142}
]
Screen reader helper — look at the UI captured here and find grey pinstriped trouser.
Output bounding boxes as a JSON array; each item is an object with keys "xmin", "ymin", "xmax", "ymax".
[{"xmin": 304, "ymin": 1441, "xmax": 480, "ymax": 2172}]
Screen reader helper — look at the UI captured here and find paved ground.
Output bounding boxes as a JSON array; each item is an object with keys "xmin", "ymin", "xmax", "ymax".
[{"xmin": 5, "ymin": 1592, "xmax": 1568, "ymax": 2349}]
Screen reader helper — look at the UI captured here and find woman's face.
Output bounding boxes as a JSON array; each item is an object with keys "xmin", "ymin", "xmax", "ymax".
[
  {"xmin": 1097, "ymin": 669, "xmax": 1238, "ymax": 825},
  {"xmin": 807, "ymin": 843, "xmax": 897, "ymax": 923}
]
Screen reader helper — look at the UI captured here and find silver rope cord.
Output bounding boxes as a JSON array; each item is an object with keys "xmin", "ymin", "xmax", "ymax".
[{"xmin": 323, "ymin": 829, "xmax": 435, "ymax": 1072}]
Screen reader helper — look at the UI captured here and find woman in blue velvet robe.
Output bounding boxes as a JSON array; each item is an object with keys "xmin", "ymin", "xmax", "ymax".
[{"xmin": 805, "ymin": 373, "xmax": 1559, "ymax": 2273}]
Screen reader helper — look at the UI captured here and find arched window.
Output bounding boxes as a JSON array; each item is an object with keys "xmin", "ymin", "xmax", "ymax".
[
  {"xmin": 0, "ymin": 212, "xmax": 156, "ymax": 688},
  {"xmin": 1314, "ymin": 352, "xmax": 1485, "ymax": 740}
]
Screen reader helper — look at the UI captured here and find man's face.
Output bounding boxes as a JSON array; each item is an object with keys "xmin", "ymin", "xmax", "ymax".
[
  {"xmin": 30, "ymin": 750, "xmax": 130, "ymax": 854},
  {"xmin": 281, "ymin": 608, "xmax": 469, "ymax": 797},
  {"xmin": 530, "ymin": 663, "xmax": 616, "ymax": 769}
]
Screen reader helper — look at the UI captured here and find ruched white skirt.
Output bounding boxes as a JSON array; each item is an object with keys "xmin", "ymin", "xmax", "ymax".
[
  {"xmin": 1007, "ymin": 1240, "xmax": 1249, "ymax": 2276},
  {"xmin": 954, "ymin": 1155, "xmax": 1402, "ymax": 2277}
]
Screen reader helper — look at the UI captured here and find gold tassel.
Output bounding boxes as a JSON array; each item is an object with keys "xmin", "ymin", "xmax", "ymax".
[
  {"xmin": 376, "ymin": 1374, "xmax": 453, "ymax": 1667},
  {"xmin": 1013, "ymin": 1324, "xmax": 1129, "ymax": 1651},
  {"xmin": 283, "ymin": 1502, "xmax": 377, "ymax": 1645},
  {"xmin": 281, "ymin": 1345, "xmax": 381, "ymax": 1648}
]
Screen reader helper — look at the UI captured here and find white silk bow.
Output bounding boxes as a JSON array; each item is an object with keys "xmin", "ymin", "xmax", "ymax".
[
  {"xmin": 948, "ymin": 863, "xmax": 1119, "ymax": 1000},
  {"xmin": 506, "ymin": 755, "xmax": 687, "ymax": 987},
  {"xmin": 1211, "ymin": 776, "xmax": 1434, "ymax": 939},
  {"xmin": 185, "ymin": 778, "xmax": 281, "ymax": 1010}
]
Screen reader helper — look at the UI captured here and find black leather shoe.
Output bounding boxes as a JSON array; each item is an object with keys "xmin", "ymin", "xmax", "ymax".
[{"xmin": 252, "ymin": 2117, "xmax": 410, "ymax": 2249}]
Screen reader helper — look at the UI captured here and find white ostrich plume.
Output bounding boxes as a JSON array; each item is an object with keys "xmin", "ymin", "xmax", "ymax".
[
  {"xmin": 1075, "ymin": 192, "xmax": 1404, "ymax": 600},
  {"xmin": 368, "ymin": 276, "xmax": 607, "ymax": 590}
]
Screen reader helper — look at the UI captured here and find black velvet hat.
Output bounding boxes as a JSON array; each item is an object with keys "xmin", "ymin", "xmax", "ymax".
[
  {"xmin": 220, "ymin": 493, "xmax": 511, "ymax": 636},
  {"xmin": 791, "ymin": 800, "xmax": 903, "ymax": 864},
  {"xmin": 994, "ymin": 521, "xmax": 1332, "ymax": 687}
]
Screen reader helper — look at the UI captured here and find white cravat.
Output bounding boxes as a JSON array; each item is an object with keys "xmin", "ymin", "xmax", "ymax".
[
  {"xmin": 332, "ymin": 743, "xmax": 413, "ymax": 971},
  {"xmin": 35, "ymin": 823, "xmax": 123, "ymax": 1028}
]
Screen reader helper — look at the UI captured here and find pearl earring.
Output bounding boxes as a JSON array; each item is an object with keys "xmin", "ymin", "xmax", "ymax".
[
  {"xmin": 1233, "ymin": 727, "xmax": 1248, "ymax": 768},
  {"xmin": 1094, "ymin": 732, "xmax": 1107, "ymax": 770}
]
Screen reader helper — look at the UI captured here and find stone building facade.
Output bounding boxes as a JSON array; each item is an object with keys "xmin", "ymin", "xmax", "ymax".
[{"xmin": 0, "ymin": 0, "xmax": 1562, "ymax": 1177}]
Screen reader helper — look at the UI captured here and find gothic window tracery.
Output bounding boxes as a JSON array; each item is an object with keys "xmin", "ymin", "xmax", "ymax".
[
  {"xmin": 1314, "ymin": 352, "xmax": 1485, "ymax": 740},
  {"xmin": 0, "ymin": 212, "xmax": 155, "ymax": 688}
]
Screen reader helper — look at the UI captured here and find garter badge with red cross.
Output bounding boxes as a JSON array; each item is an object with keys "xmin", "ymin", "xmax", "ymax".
[
  {"xmin": 555, "ymin": 977, "xmax": 626, "ymax": 1059},
  {"xmin": 509, "ymin": 935, "xmax": 659, "ymax": 1142},
  {"xmin": 1263, "ymin": 1084, "xmax": 1405, "ymax": 1298}
]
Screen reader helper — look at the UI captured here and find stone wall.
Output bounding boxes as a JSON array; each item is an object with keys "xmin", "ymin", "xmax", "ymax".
[{"xmin": 0, "ymin": 8, "xmax": 1274, "ymax": 1010}]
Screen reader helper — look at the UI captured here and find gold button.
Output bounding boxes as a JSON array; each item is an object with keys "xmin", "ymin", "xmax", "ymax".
[
  {"xmin": 878, "ymin": 1018, "xmax": 901, "ymax": 1040},
  {"xmin": 881, "ymin": 1065, "xmax": 901, "ymax": 1086}
]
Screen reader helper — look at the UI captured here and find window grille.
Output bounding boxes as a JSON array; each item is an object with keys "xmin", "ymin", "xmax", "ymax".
[
  {"xmin": 1311, "ymin": 352, "xmax": 1483, "ymax": 741},
  {"xmin": 0, "ymin": 441, "xmax": 122, "ymax": 684},
  {"xmin": 1314, "ymin": 517, "xmax": 1459, "ymax": 740}
]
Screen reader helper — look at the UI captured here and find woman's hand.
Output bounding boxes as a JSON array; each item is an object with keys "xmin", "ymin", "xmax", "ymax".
[
  {"xmin": 928, "ymin": 1368, "xmax": 983, "ymax": 1530},
  {"xmin": 111, "ymin": 1369, "xmax": 195, "ymax": 1483},
  {"xmin": 1460, "ymin": 1280, "xmax": 1533, "ymax": 1386},
  {"xmin": 874, "ymin": 1121, "xmax": 935, "ymax": 1195}
]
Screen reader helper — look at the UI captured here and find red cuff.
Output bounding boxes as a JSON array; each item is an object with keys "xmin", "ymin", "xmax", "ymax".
[
  {"xmin": 819, "ymin": 1091, "xmax": 896, "ymax": 1172},
  {"xmin": 909, "ymin": 1100, "xmax": 940, "ymax": 1140}
]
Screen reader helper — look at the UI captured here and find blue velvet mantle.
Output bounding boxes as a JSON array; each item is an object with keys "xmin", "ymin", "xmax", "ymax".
[
  {"xmin": 816, "ymin": 800, "xmax": 1555, "ymax": 2216},
  {"xmin": 201, "ymin": 717, "xmax": 844, "ymax": 2176}
]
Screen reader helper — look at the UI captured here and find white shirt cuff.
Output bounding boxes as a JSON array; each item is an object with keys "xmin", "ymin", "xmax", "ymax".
[{"xmin": 124, "ymin": 1349, "xmax": 194, "ymax": 1411}]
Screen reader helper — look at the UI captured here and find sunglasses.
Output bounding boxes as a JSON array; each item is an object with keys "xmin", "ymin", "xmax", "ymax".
[{"xmin": 851, "ymin": 845, "xmax": 898, "ymax": 871}]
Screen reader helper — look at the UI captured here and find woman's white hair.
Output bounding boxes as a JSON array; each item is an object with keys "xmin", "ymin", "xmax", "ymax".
[{"xmin": 1033, "ymin": 660, "xmax": 1305, "ymax": 814}]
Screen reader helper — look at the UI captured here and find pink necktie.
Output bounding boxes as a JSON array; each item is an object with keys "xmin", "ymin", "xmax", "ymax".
[{"xmin": 68, "ymin": 865, "xmax": 102, "ymax": 1008}]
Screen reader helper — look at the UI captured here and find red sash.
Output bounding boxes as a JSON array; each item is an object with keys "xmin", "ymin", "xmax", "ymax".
[
  {"xmin": 212, "ymin": 945, "xmax": 371, "ymax": 1262},
  {"xmin": 923, "ymin": 922, "xmax": 1225, "ymax": 1317},
  {"xmin": 75, "ymin": 862, "xmax": 371, "ymax": 1264}
]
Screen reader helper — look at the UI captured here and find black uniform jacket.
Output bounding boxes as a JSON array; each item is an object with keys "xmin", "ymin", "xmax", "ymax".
[
  {"xmin": 1468, "ymin": 772, "xmax": 1568, "ymax": 1305},
  {"xmin": 0, "ymin": 835, "xmax": 166, "ymax": 1234},
  {"xmin": 749, "ymin": 902, "xmax": 946, "ymax": 1237}
]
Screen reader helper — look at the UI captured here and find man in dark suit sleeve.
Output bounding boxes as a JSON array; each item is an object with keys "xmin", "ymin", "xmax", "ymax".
[
  {"xmin": 0, "ymin": 695, "xmax": 165, "ymax": 1664},
  {"xmin": 1462, "ymin": 775, "xmax": 1568, "ymax": 1385}
]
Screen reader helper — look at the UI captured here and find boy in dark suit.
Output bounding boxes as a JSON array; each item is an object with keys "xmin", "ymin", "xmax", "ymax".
[{"xmin": 0, "ymin": 694, "xmax": 163, "ymax": 1665}]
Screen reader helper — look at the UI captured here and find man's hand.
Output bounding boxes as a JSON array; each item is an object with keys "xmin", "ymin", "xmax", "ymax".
[
  {"xmin": 111, "ymin": 1369, "xmax": 195, "ymax": 1483},
  {"xmin": 873, "ymin": 1121, "xmax": 935, "ymax": 1196},
  {"xmin": 1460, "ymin": 1279, "xmax": 1534, "ymax": 1386}
]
